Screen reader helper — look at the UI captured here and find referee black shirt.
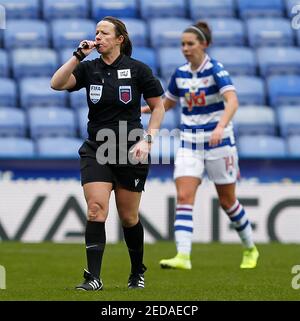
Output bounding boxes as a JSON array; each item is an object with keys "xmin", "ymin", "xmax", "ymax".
[{"xmin": 68, "ymin": 54, "xmax": 164, "ymax": 141}]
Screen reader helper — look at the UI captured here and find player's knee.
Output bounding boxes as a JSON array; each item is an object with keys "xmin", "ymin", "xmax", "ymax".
[{"xmin": 87, "ymin": 201, "xmax": 106, "ymax": 221}]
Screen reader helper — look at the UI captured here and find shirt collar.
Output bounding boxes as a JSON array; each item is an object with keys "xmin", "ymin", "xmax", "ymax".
[{"xmin": 99, "ymin": 54, "xmax": 124, "ymax": 68}]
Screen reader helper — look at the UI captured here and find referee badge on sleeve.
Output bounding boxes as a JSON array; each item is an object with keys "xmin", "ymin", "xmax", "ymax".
[
  {"xmin": 89, "ymin": 85, "xmax": 103, "ymax": 104},
  {"xmin": 119, "ymin": 86, "xmax": 132, "ymax": 104}
]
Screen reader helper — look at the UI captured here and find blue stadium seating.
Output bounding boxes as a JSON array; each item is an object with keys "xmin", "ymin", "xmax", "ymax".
[
  {"xmin": 267, "ymin": 75, "xmax": 300, "ymax": 107},
  {"xmin": 51, "ymin": 19, "xmax": 95, "ymax": 49},
  {"xmin": 20, "ymin": 77, "xmax": 68, "ymax": 108},
  {"xmin": 12, "ymin": 49, "xmax": 58, "ymax": 78},
  {"xmin": 209, "ymin": 47, "xmax": 256, "ymax": 75},
  {"xmin": 70, "ymin": 88, "xmax": 87, "ymax": 109},
  {"xmin": 0, "ymin": 78, "xmax": 17, "ymax": 107},
  {"xmin": 237, "ymin": 0, "xmax": 284, "ymax": 18},
  {"xmin": 77, "ymin": 107, "xmax": 88, "ymax": 139},
  {"xmin": 0, "ymin": 50, "xmax": 9, "ymax": 77},
  {"xmin": 132, "ymin": 47, "xmax": 158, "ymax": 75},
  {"xmin": 207, "ymin": 18, "xmax": 246, "ymax": 46},
  {"xmin": 42, "ymin": 0, "xmax": 89, "ymax": 20},
  {"xmin": 277, "ymin": 106, "xmax": 300, "ymax": 137},
  {"xmin": 36, "ymin": 137, "xmax": 82, "ymax": 158},
  {"xmin": 0, "ymin": 137, "xmax": 35, "ymax": 158},
  {"xmin": 149, "ymin": 18, "xmax": 192, "ymax": 48},
  {"xmin": 158, "ymin": 47, "xmax": 186, "ymax": 81},
  {"xmin": 286, "ymin": 135, "xmax": 300, "ymax": 156},
  {"xmin": 231, "ymin": 76, "xmax": 266, "ymax": 105},
  {"xmin": 233, "ymin": 106, "xmax": 276, "ymax": 136},
  {"xmin": 238, "ymin": 135, "xmax": 287, "ymax": 158},
  {"xmin": 188, "ymin": 0, "xmax": 235, "ymax": 19},
  {"xmin": 4, "ymin": 20, "xmax": 49, "ymax": 49},
  {"xmin": 140, "ymin": 0, "xmax": 186, "ymax": 19},
  {"xmin": 28, "ymin": 107, "xmax": 76, "ymax": 139},
  {"xmin": 257, "ymin": 47, "xmax": 300, "ymax": 77},
  {"xmin": 0, "ymin": 107, "xmax": 26, "ymax": 137},
  {"xmin": 121, "ymin": 19, "xmax": 147, "ymax": 47},
  {"xmin": 0, "ymin": 0, "xmax": 40, "ymax": 19},
  {"xmin": 247, "ymin": 18, "xmax": 294, "ymax": 47},
  {"xmin": 91, "ymin": 0, "xmax": 138, "ymax": 20}
]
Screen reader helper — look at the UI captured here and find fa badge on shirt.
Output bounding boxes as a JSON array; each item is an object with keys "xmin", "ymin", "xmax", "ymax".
[
  {"xmin": 119, "ymin": 86, "xmax": 132, "ymax": 104},
  {"xmin": 90, "ymin": 85, "xmax": 103, "ymax": 104}
]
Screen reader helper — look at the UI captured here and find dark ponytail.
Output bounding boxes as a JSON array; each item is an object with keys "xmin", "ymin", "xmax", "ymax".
[{"xmin": 102, "ymin": 16, "xmax": 132, "ymax": 56}]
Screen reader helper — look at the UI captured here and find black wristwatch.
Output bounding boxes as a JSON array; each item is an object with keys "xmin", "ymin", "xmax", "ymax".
[
  {"xmin": 73, "ymin": 48, "xmax": 86, "ymax": 61},
  {"xmin": 143, "ymin": 134, "xmax": 153, "ymax": 144}
]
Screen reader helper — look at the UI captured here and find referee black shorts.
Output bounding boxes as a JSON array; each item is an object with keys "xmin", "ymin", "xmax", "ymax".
[{"xmin": 78, "ymin": 140, "xmax": 150, "ymax": 192}]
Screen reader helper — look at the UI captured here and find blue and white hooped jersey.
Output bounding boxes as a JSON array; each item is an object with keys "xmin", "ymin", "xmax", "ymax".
[{"xmin": 165, "ymin": 54, "xmax": 236, "ymax": 152}]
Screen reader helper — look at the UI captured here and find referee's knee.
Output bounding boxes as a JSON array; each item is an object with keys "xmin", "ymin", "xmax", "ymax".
[{"xmin": 87, "ymin": 201, "xmax": 107, "ymax": 221}]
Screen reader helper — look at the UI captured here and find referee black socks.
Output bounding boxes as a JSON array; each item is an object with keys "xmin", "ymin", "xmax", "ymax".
[
  {"xmin": 85, "ymin": 221, "xmax": 106, "ymax": 279},
  {"xmin": 123, "ymin": 220, "xmax": 145, "ymax": 274}
]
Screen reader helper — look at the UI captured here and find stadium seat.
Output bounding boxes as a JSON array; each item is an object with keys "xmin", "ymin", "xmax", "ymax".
[
  {"xmin": 28, "ymin": 107, "xmax": 76, "ymax": 139},
  {"xmin": 42, "ymin": 0, "xmax": 89, "ymax": 20},
  {"xmin": 0, "ymin": 78, "xmax": 17, "ymax": 107},
  {"xmin": 238, "ymin": 135, "xmax": 287, "ymax": 158},
  {"xmin": 4, "ymin": 20, "xmax": 49, "ymax": 49},
  {"xmin": 12, "ymin": 48, "xmax": 58, "ymax": 78},
  {"xmin": 0, "ymin": 107, "xmax": 26, "ymax": 137},
  {"xmin": 246, "ymin": 18, "xmax": 294, "ymax": 47},
  {"xmin": 0, "ymin": 137, "xmax": 35, "ymax": 158},
  {"xmin": 237, "ymin": 0, "xmax": 284, "ymax": 18},
  {"xmin": 132, "ymin": 47, "xmax": 158, "ymax": 75},
  {"xmin": 267, "ymin": 75, "xmax": 300, "ymax": 107},
  {"xmin": 91, "ymin": 0, "xmax": 138, "ymax": 20},
  {"xmin": 70, "ymin": 88, "xmax": 87, "ymax": 109},
  {"xmin": 188, "ymin": 0, "xmax": 235, "ymax": 19},
  {"xmin": 233, "ymin": 106, "xmax": 276, "ymax": 136},
  {"xmin": 231, "ymin": 76, "xmax": 265, "ymax": 105},
  {"xmin": 277, "ymin": 106, "xmax": 300, "ymax": 137},
  {"xmin": 51, "ymin": 19, "xmax": 95, "ymax": 49},
  {"xmin": 149, "ymin": 18, "xmax": 192, "ymax": 48},
  {"xmin": 206, "ymin": 18, "xmax": 246, "ymax": 46},
  {"xmin": 286, "ymin": 135, "xmax": 300, "ymax": 156},
  {"xmin": 36, "ymin": 137, "xmax": 82, "ymax": 158},
  {"xmin": 0, "ymin": 0, "xmax": 40, "ymax": 19},
  {"xmin": 158, "ymin": 47, "xmax": 186, "ymax": 81},
  {"xmin": 77, "ymin": 107, "xmax": 88, "ymax": 139},
  {"xmin": 20, "ymin": 77, "xmax": 68, "ymax": 108},
  {"xmin": 0, "ymin": 50, "xmax": 9, "ymax": 77},
  {"xmin": 257, "ymin": 47, "xmax": 300, "ymax": 77},
  {"xmin": 209, "ymin": 47, "xmax": 256, "ymax": 75},
  {"xmin": 121, "ymin": 19, "xmax": 147, "ymax": 47},
  {"xmin": 140, "ymin": 0, "xmax": 187, "ymax": 19}
]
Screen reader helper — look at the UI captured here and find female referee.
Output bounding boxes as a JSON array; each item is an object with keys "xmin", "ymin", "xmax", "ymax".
[{"xmin": 51, "ymin": 16, "xmax": 164, "ymax": 290}]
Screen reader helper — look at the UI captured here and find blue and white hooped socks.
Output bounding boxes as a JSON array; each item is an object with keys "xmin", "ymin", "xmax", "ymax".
[{"xmin": 225, "ymin": 200, "xmax": 254, "ymax": 249}]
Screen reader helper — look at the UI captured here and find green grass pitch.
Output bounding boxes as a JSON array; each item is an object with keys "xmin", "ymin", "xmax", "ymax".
[{"xmin": 0, "ymin": 242, "xmax": 299, "ymax": 301}]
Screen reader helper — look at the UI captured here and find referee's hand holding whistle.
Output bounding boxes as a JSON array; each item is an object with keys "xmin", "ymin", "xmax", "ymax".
[{"xmin": 78, "ymin": 40, "xmax": 96, "ymax": 56}]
